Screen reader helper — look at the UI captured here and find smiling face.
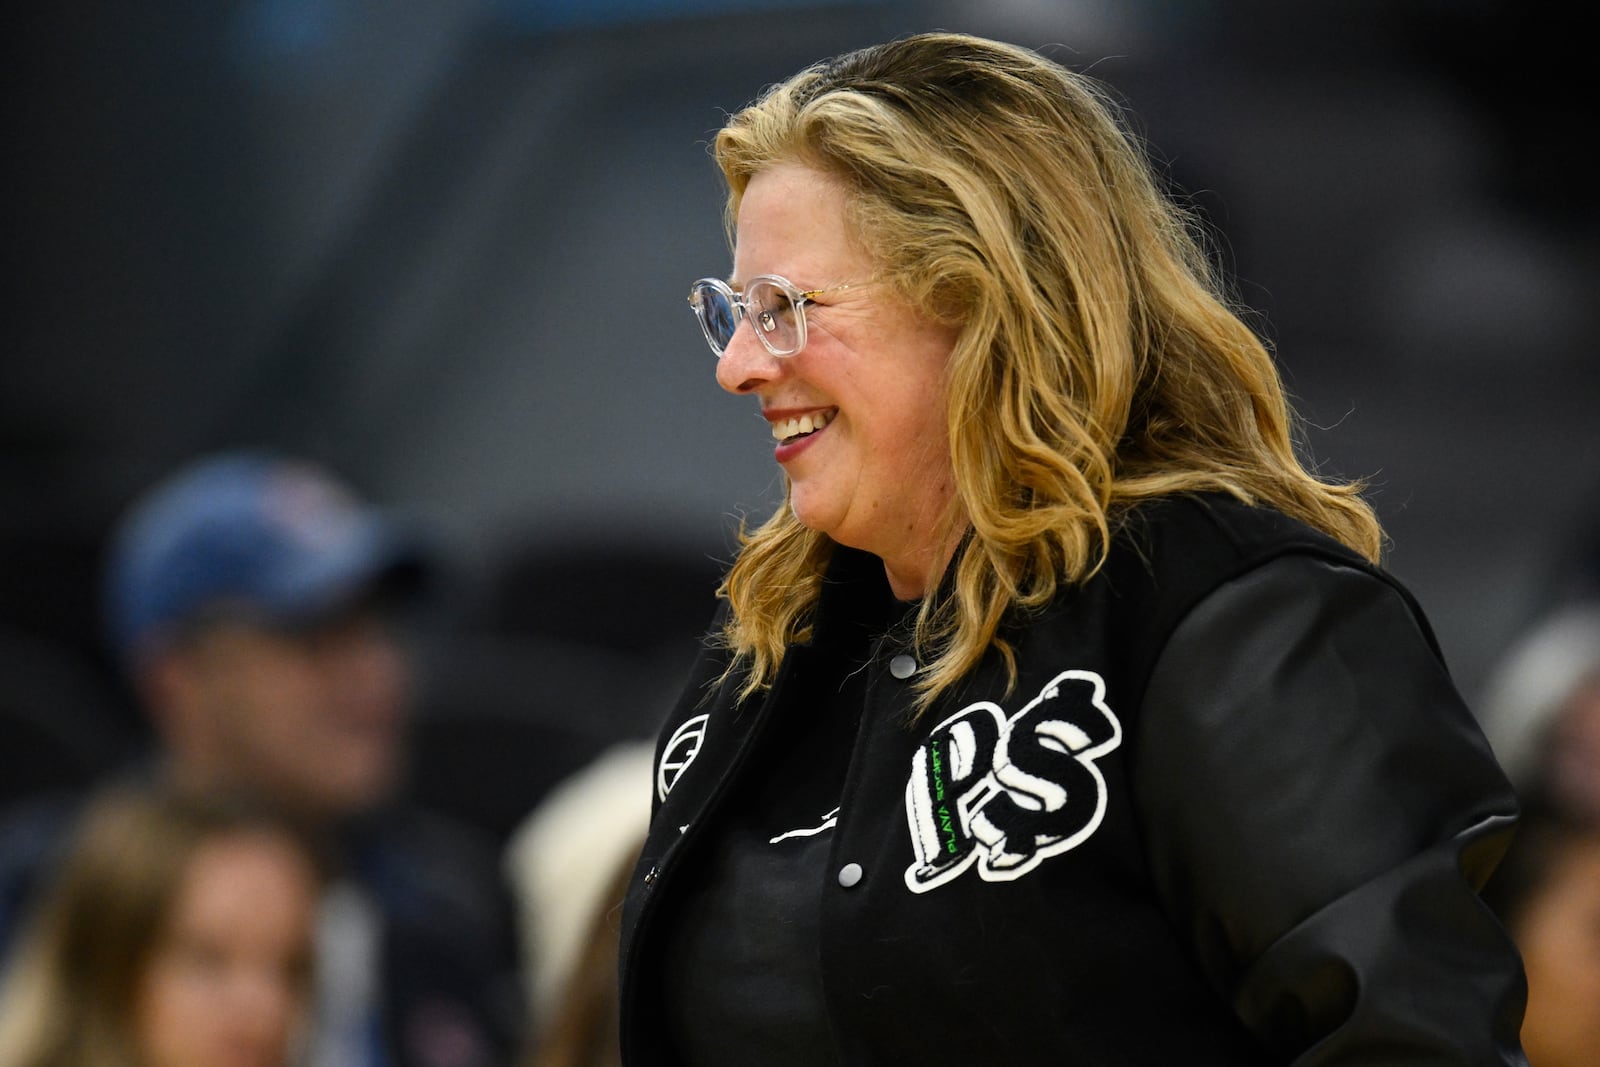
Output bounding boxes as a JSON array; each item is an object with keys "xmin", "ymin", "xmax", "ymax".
[{"xmin": 715, "ymin": 162, "xmax": 962, "ymax": 597}]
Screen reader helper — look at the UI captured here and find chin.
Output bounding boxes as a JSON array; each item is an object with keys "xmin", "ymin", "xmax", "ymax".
[
  {"xmin": 314, "ymin": 766, "xmax": 398, "ymax": 818},
  {"xmin": 787, "ymin": 493, "xmax": 845, "ymax": 541}
]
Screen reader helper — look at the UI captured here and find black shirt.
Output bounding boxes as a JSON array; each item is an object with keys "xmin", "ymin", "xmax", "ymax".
[{"xmin": 660, "ymin": 596, "xmax": 905, "ymax": 1065}]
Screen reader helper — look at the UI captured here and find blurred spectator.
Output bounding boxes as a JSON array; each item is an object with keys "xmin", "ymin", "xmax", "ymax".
[
  {"xmin": 1480, "ymin": 797, "xmax": 1600, "ymax": 1067},
  {"xmin": 1479, "ymin": 604, "xmax": 1600, "ymax": 820},
  {"xmin": 0, "ymin": 781, "xmax": 323, "ymax": 1067},
  {"xmin": 504, "ymin": 742, "xmax": 651, "ymax": 1067},
  {"xmin": 0, "ymin": 450, "xmax": 527, "ymax": 1067},
  {"xmin": 1477, "ymin": 596, "xmax": 1600, "ymax": 1065}
]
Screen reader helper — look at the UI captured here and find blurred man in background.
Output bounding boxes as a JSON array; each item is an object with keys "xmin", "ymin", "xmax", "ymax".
[{"xmin": 0, "ymin": 450, "xmax": 526, "ymax": 1067}]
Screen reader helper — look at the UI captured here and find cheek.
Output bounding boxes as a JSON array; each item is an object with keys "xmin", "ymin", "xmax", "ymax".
[
  {"xmin": 354, "ymin": 644, "xmax": 411, "ymax": 709},
  {"xmin": 219, "ymin": 656, "xmax": 324, "ymax": 726},
  {"xmin": 137, "ymin": 965, "xmax": 216, "ymax": 1064},
  {"xmin": 235, "ymin": 689, "xmax": 325, "ymax": 764},
  {"xmin": 870, "ymin": 322, "xmax": 955, "ymax": 443},
  {"xmin": 872, "ymin": 379, "xmax": 950, "ymax": 474}
]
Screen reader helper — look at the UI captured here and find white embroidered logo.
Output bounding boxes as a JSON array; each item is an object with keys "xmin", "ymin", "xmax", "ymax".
[
  {"xmin": 656, "ymin": 714, "xmax": 709, "ymax": 801},
  {"xmin": 903, "ymin": 670, "xmax": 1121, "ymax": 893},
  {"xmin": 769, "ymin": 806, "xmax": 840, "ymax": 845}
]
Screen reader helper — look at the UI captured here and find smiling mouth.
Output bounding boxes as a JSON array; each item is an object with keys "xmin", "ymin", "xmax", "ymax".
[{"xmin": 771, "ymin": 409, "xmax": 835, "ymax": 444}]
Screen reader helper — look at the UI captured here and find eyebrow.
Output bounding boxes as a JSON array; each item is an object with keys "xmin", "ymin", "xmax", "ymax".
[{"xmin": 726, "ymin": 274, "xmax": 830, "ymax": 293}]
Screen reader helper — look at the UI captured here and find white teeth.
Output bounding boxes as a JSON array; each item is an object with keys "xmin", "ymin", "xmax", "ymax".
[{"xmin": 770, "ymin": 410, "xmax": 833, "ymax": 441}]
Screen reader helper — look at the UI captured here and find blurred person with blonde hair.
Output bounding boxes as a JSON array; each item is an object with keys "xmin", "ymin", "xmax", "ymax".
[
  {"xmin": 0, "ymin": 782, "xmax": 322, "ymax": 1067},
  {"xmin": 620, "ymin": 31, "xmax": 1527, "ymax": 1065}
]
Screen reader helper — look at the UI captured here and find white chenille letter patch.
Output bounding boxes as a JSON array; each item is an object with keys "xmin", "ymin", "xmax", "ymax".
[{"xmin": 904, "ymin": 670, "xmax": 1121, "ymax": 893}]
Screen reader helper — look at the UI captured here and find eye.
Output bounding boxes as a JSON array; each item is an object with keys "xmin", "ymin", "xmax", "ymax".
[{"xmin": 752, "ymin": 287, "xmax": 797, "ymax": 333}]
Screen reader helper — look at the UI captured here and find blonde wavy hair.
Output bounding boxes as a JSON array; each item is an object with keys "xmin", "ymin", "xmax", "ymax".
[{"xmin": 712, "ymin": 32, "xmax": 1382, "ymax": 713}]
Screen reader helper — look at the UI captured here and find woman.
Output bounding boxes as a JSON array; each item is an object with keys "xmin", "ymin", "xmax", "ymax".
[
  {"xmin": 1483, "ymin": 797, "xmax": 1600, "ymax": 1067},
  {"xmin": 0, "ymin": 783, "xmax": 322, "ymax": 1067},
  {"xmin": 619, "ymin": 31, "xmax": 1526, "ymax": 1066}
]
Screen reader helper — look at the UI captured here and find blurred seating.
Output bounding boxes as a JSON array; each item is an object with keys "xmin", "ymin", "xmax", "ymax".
[
  {"xmin": 0, "ymin": 628, "xmax": 142, "ymax": 815},
  {"xmin": 406, "ymin": 527, "xmax": 721, "ymax": 847}
]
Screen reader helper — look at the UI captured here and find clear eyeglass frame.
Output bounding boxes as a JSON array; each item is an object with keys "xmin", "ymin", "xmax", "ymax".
[{"xmin": 687, "ymin": 273, "xmax": 858, "ymax": 358}]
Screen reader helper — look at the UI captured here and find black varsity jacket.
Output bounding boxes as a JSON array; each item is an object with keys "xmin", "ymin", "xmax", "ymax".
[{"xmin": 619, "ymin": 493, "xmax": 1528, "ymax": 1065}]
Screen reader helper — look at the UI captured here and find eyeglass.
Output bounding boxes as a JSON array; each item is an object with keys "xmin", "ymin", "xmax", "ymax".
[{"xmin": 687, "ymin": 274, "xmax": 860, "ymax": 358}]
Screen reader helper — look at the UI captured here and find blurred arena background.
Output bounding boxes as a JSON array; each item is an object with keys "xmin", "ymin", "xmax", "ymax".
[{"xmin": 5, "ymin": 0, "xmax": 1596, "ymax": 838}]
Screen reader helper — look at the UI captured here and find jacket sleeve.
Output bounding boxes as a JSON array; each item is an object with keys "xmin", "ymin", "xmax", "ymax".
[{"xmin": 1132, "ymin": 554, "xmax": 1528, "ymax": 1065}]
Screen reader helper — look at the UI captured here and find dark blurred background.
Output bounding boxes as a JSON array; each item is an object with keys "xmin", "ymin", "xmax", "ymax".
[{"xmin": 4, "ymin": 0, "xmax": 1596, "ymax": 840}]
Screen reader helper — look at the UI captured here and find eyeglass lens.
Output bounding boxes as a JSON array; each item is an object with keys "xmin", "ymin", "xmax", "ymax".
[{"xmin": 692, "ymin": 277, "xmax": 803, "ymax": 356}]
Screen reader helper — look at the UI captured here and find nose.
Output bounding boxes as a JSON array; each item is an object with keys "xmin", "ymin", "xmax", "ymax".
[
  {"xmin": 714, "ymin": 319, "xmax": 785, "ymax": 396},
  {"xmin": 316, "ymin": 616, "xmax": 411, "ymax": 722}
]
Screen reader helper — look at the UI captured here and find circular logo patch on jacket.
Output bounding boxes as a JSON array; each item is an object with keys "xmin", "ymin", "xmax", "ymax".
[{"xmin": 656, "ymin": 713, "xmax": 709, "ymax": 801}]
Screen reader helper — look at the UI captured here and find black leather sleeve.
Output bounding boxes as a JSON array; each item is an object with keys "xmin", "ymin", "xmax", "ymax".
[{"xmin": 1134, "ymin": 555, "xmax": 1529, "ymax": 1065}]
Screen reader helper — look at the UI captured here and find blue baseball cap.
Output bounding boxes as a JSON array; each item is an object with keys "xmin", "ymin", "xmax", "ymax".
[{"xmin": 105, "ymin": 451, "xmax": 434, "ymax": 664}]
